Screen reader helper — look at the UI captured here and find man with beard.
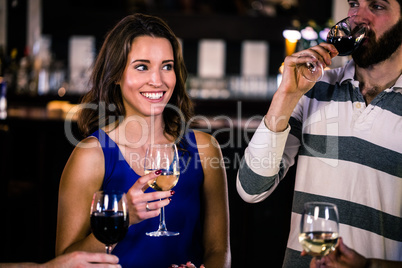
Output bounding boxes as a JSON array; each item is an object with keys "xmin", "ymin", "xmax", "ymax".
[{"xmin": 236, "ymin": 0, "xmax": 402, "ymax": 267}]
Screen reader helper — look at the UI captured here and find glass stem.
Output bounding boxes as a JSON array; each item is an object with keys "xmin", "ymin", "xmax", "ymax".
[
  {"xmin": 157, "ymin": 200, "xmax": 168, "ymax": 232},
  {"xmin": 105, "ymin": 245, "xmax": 112, "ymax": 254}
]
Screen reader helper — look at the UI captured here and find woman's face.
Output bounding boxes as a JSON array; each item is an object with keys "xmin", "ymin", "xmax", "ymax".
[{"xmin": 118, "ymin": 35, "xmax": 176, "ymax": 119}]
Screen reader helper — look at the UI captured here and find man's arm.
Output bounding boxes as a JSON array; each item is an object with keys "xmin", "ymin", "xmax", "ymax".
[
  {"xmin": 237, "ymin": 43, "xmax": 338, "ymax": 203},
  {"xmin": 236, "ymin": 119, "xmax": 292, "ymax": 203}
]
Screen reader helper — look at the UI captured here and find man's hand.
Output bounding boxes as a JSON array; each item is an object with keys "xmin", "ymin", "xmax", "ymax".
[{"xmin": 309, "ymin": 237, "xmax": 368, "ymax": 268}]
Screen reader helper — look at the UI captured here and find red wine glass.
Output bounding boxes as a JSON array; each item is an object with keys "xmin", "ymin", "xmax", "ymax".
[
  {"xmin": 90, "ymin": 190, "xmax": 129, "ymax": 254},
  {"xmin": 297, "ymin": 16, "xmax": 368, "ymax": 82}
]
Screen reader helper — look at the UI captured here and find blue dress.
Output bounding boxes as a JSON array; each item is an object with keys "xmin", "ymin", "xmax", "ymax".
[{"xmin": 90, "ymin": 129, "xmax": 204, "ymax": 268}]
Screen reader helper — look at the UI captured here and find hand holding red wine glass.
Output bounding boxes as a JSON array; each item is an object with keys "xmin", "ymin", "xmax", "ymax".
[
  {"xmin": 90, "ymin": 191, "xmax": 129, "ymax": 254},
  {"xmin": 297, "ymin": 15, "xmax": 368, "ymax": 82}
]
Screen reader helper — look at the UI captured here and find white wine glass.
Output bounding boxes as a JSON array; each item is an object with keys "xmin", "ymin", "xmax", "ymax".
[
  {"xmin": 144, "ymin": 143, "xmax": 180, "ymax": 237},
  {"xmin": 297, "ymin": 15, "xmax": 368, "ymax": 82},
  {"xmin": 90, "ymin": 190, "xmax": 129, "ymax": 254},
  {"xmin": 299, "ymin": 202, "xmax": 339, "ymax": 258}
]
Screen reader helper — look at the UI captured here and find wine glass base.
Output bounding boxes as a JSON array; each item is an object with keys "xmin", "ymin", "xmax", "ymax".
[{"xmin": 146, "ymin": 230, "xmax": 180, "ymax": 237}]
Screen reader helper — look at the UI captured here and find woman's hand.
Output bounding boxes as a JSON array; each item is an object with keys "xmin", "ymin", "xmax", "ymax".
[
  {"xmin": 126, "ymin": 170, "xmax": 174, "ymax": 225},
  {"xmin": 1, "ymin": 251, "xmax": 121, "ymax": 268},
  {"xmin": 169, "ymin": 261, "xmax": 205, "ymax": 268},
  {"xmin": 45, "ymin": 251, "xmax": 121, "ymax": 268}
]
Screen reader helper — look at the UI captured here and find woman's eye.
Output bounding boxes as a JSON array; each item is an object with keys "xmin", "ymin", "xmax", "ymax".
[
  {"xmin": 163, "ymin": 64, "xmax": 173, "ymax": 71},
  {"xmin": 135, "ymin": 65, "xmax": 148, "ymax": 71}
]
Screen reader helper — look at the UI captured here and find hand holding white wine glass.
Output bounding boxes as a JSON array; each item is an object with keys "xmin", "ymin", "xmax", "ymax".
[
  {"xmin": 299, "ymin": 202, "xmax": 339, "ymax": 258},
  {"xmin": 144, "ymin": 143, "xmax": 180, "ymax": 237},
  {"xmin": 297, "ymin": 15, "xmax": 368, "ymax": 82},
  {"xmin": 90, "ymin": 191, "xmax": 129, "ymax": 254}
]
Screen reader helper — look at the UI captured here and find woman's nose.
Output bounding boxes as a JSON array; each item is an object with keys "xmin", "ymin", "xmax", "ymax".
[{"xmin": 148, "ymin": 71, "xmax": 163, "ymax": 87}]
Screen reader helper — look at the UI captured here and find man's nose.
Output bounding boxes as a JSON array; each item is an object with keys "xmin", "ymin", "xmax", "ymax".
[{"xmin": 349, "ymin": 6, "xmax": 371, "ymax": 27}]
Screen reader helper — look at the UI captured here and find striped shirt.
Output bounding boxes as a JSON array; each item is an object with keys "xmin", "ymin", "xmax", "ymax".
[{"xmin": 237, "ymin": 60, "xmax": 402, "ymax": 267}]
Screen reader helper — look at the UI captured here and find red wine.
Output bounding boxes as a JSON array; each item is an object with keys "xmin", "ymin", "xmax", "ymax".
[
  {"xmin": 326, "ymin": 36, "xmax": 357, "ymax": 56},
  {"xmin": 91, "ymin": 210, "xmax": 129, "ymax": 245}
]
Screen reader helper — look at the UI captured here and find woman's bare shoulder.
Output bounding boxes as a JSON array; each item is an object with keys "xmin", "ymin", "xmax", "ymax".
[
  {"xmin": 192, "ymin": 130, "xmax": 222, "ymax": 156},
  {"xmin": 59, "ymin": 136, "xmax": 105, "ymax": 193},
  {"xmin": 64, "ymin": 136, "xmax": 104, "ymax": 176},
  {"xmin": 73, "ymin": 136, "xmax": 103, "ymax": 156}
]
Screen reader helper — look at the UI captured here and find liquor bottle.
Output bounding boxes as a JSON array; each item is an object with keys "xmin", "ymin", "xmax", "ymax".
[
  {"xmin": 0, "ymin": 45, "xmax": 7, "ymax": 119},
  {"xmin": 0, "ymin": 45, "xmax": 4, "ymax": 77},
  {"xmin": 16, "ymin": 47, "xmax": 32, "ymax": 95},
  {"xmin": 4, "ymin": 48, "xmax": 19, "ymax": 96},
  {"xmin": 0, "ymin": 75, "xmax": 7, "ymax": 120}
]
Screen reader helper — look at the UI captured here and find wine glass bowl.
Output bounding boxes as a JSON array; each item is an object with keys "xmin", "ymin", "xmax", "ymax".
[
  {"xmin": 147, "ymin": 172, "xmax": 179, "ymax": 191},
  {"xmin": 90, "ymin": 191, "xmax": 129, "ymax": 254},
  {"xmin": 296, "ymin": 53, "xmax": 324, "ymax": 82},
  {"xmin": 299, "ymin": 202, "xmax": 339, "ymax": 258},
  {"xmin": 326, "ymin": 16, "xmax": 368, "ymax": 56},
  {"xmin": 144, "ymin": 143, "xmax": 180, "ymax": 237}
]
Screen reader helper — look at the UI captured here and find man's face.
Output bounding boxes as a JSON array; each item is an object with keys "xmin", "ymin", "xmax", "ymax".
[{"xmin": 347, "ymin": 0, "xmax": 402, "ymax": 67}]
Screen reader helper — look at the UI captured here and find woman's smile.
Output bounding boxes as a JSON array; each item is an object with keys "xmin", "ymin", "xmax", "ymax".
[{"xmin": 140, "ymin": 91, "xmax": 165, "ymax": 100}]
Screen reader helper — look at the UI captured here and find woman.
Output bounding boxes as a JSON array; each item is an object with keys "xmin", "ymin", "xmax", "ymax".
[{"xmin": 56, "ymin": 13, "xmax": 231, "ymax": 268}]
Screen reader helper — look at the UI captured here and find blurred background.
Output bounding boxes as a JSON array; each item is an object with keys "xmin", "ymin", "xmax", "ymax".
[{"xmin": 0, "ymin": 0, "xmax": 349, "ymax": 267}]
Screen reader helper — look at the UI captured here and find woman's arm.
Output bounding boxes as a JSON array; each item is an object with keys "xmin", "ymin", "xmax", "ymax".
[
  {"xmin": 195, "ymin": 131, "xmax": 231, "ymax": 268},
  {"xmin": 56, "ymin": 137, "xmax": 107, "ymax": 255}
]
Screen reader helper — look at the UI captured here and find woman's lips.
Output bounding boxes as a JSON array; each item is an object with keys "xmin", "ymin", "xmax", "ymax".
[{"xmin": 141, "ymin": 92, "xmax": 164, "ymax": 100}]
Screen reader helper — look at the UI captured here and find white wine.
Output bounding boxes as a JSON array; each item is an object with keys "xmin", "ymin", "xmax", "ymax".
[
  {"xmin": 299, "ymin": 231, "xmax": 339, "ymax": 257},
  {"xmin": 145, "ymin": 170, "xmax": 179, "ymax": 191}
]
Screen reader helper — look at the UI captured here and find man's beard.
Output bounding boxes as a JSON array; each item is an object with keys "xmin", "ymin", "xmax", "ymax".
[{"xmin": 352, "ymin": 18, "xmax": 402, "ymax": 68}]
